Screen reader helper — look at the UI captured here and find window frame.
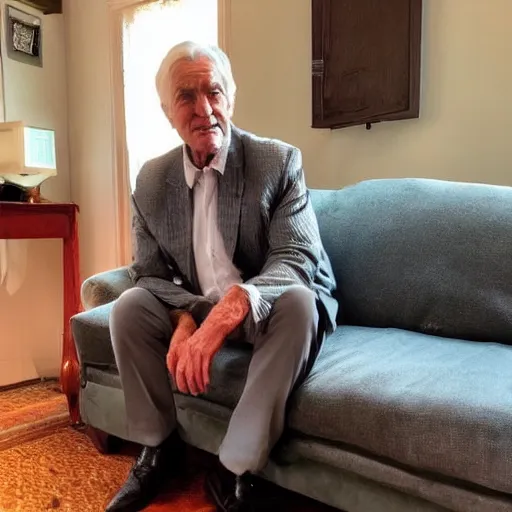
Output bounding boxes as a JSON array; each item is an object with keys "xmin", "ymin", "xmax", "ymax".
[{"xmin": 107, "ymin": 0, "xmax": 230, "ymax": 265}]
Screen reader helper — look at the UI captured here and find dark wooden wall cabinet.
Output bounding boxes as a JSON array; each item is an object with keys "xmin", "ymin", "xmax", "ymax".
[
  {"xmin": 17, "ymin": 0, "xmax": 62, "ymax": 15},
  {"xmin": 312, "ymin": 0, "xmax": 422, "ymax": 130}
]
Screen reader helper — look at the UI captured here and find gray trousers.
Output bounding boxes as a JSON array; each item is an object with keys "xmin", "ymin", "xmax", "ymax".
[{"xmin": 110, "ymin": 285, "xmax": 321, "ymax": 476}]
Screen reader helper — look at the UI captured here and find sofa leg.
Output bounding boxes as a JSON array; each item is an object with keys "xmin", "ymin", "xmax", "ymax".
[{"xmin": 85, "ymin": 426, "xmax": 122, "ymax": 454}]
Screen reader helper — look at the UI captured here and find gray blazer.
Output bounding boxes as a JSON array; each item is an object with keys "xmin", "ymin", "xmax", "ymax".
[{"xmin": 129, "ymin": 125, "xmax": 338, "ymax": 334}]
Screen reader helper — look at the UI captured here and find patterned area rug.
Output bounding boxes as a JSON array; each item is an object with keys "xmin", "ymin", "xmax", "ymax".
[
  {"xmin": 0, "ymin": 426, "xmax": 337, "ymax": 512},
  {"xmin": 0, "ymin": 382, "xmax": 337, "ymax": 512},
  {"xmin": 0, "ymin": 426, "xmax": 132, "ymax": 511},
  {"xmin": 0, "ymin": 379, "xmax": 68, "ymax": 451}
]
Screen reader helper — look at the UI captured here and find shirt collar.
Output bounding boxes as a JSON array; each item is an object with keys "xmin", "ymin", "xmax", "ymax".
[{"xmin": 183, "ymin": 126, "xmax": 231, "ymax": 189}]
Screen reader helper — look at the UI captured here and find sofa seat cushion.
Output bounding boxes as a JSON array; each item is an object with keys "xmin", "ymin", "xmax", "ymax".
[
  {"xmin": 72, "ymin": 300, "xmax": 253, "ymax": 404},
  {"xmin": 288, "ymin": 325, "xmax": 512, "ymax": 495}
]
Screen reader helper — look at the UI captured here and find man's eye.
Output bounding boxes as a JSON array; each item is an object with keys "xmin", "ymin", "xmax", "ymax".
[
  {"xmin": 210, "ymin": 90, "xmax": 221, "ymax": 96},
  {"xmin": 179, "ymin": 92, "xmax": 193, "ymax": 101}
]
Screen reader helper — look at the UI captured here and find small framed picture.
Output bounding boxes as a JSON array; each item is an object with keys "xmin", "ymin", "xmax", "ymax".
[{"xmin": 5, "ymin": 6, "xmax": 42, "ymax": 67}]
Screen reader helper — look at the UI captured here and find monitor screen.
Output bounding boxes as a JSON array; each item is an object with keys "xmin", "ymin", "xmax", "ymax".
[{"xmin": 24, "ymin": 126, "xmax": 56, "ymax": 170}]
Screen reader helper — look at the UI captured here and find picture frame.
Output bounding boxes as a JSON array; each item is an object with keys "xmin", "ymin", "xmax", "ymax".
[{"xmin": 5, "ymin": 5, "xmax": 42, "ymax": 67}]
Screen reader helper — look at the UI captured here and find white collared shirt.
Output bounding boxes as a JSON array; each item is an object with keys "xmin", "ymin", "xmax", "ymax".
[{"xmin": 183, "ymin": 131, "xmax": 244, "ymax": 302}]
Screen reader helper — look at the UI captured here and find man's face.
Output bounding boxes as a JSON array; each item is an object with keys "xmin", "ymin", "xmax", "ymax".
[{"xmin": 168, "ymin": 56, "xmax": 232, "ymax": 161}]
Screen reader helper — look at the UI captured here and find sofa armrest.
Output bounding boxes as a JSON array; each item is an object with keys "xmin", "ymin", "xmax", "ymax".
[
  {"xmin": 72, "ymin": 302, "xmax": 116, "ymax": 369},
  {"xmin": 81, "ymin": 266, "xmax": 133, "ymax": 310}
]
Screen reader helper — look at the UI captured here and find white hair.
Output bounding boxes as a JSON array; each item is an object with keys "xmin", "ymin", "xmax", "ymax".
[{"xmin": 155, "ymin": 41, "xmax": 236, "ymax": 114}]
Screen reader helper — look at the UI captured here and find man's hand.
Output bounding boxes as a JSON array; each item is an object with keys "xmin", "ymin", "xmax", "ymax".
[
  {"xmin": 167, "ymin": 311, "xmax": 198, "ymax": 390},
  {"xmin": 168, "ymin": 286, "xmax": 250, "ymax": 396}
]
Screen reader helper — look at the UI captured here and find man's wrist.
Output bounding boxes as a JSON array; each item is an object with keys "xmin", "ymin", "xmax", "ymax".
[{"xmin": 198, "ymin": 286, "xmax": 250, "ymax": 338}]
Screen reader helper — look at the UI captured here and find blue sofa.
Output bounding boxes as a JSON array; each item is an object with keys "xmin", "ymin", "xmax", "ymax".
[{"xmin": 72, "ymin": 178, "xmax": 512, "ymax": 512}]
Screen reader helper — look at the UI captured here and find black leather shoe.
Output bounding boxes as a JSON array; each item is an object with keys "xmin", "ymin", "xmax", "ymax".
[
  {"xmin": 105, "ymin": 431, "xmax": 183, "ymax": 512},
  {"xmin": 205, "ymin": 463, "xmax": 256, "ymax": 512}
]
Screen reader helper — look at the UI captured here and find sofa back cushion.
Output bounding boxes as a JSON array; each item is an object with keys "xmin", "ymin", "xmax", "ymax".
[{"xmin": 310, "ymin": 178, "xmax": 512, "ymax": 343}]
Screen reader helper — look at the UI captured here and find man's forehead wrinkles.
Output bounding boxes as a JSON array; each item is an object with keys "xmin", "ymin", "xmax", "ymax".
[
  {"xmin": 176, "ymin": 70, "xmax": 217, "ymax": 82},
  {"xmin": 173, "ymin": 74, "xmax": 221, "ymax": 92}
]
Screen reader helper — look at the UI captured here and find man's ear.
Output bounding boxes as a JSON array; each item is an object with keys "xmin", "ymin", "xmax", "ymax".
[{"xmin": 228, "ymin": 96, "xmax": 236, "ymax": 118}]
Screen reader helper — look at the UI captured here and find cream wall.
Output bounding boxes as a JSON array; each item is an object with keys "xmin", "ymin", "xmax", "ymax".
[
  {"xmin": 230, "ymin": 0, "xmax": 512, "ymax": 189},
  {"xmin": 0, "ymin": 1, "xmax": 70, "ymax": 386},
  {"xmin": 64, "ymin": 0, "xmax": 117, "ymax": 282},
  {"xmin": 63, "ymin": 0, "xmax": 222, "ymax": 280},
  {"xmin": 62, "ymin": 0, "xmax": 512, "ymax": 284}
]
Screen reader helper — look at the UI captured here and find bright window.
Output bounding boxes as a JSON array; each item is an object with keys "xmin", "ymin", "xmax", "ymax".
[{"xmin": 122, "ymin": 0, "xmax": 218, "ymax": 190}]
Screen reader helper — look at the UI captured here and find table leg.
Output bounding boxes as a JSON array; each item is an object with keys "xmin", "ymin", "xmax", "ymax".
[{"xmin": 61, "ymin": 208, "xmax": 82, "ymax": 424}]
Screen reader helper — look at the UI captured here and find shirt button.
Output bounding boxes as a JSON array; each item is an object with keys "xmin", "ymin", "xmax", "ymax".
[{"xmin": 173, "ymin": 276, "xmax": 183, "ymax": 286}]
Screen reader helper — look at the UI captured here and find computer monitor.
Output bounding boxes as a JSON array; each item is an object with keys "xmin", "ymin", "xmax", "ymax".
[{"xmin": 0, "ymin": 121, "xmax": 57, "ymax": 189}]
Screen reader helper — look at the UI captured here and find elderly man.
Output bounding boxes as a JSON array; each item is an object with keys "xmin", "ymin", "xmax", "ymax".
[{"xmin": 106, "ymin": 41, "xmax": 337, "ymax": 512}]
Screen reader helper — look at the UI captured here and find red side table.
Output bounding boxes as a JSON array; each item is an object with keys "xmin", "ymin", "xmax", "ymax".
[{"xmin": 0, "ymin": 201, "xmax": 82, "ymax": 424}]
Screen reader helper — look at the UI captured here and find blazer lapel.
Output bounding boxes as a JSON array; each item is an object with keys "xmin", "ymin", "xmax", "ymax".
[
  {"xmin": 165, "ymin": 152, "xmax": 195, "ymax": 287},
  {"xmin": 218, "ymin": 127, "xmax": 245, "ymax": 261}
]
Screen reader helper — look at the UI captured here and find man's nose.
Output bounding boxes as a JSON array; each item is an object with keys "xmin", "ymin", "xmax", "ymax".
[{"xmin": 194, "ymin": 94, "xmax": 213, "ymax": 117}]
